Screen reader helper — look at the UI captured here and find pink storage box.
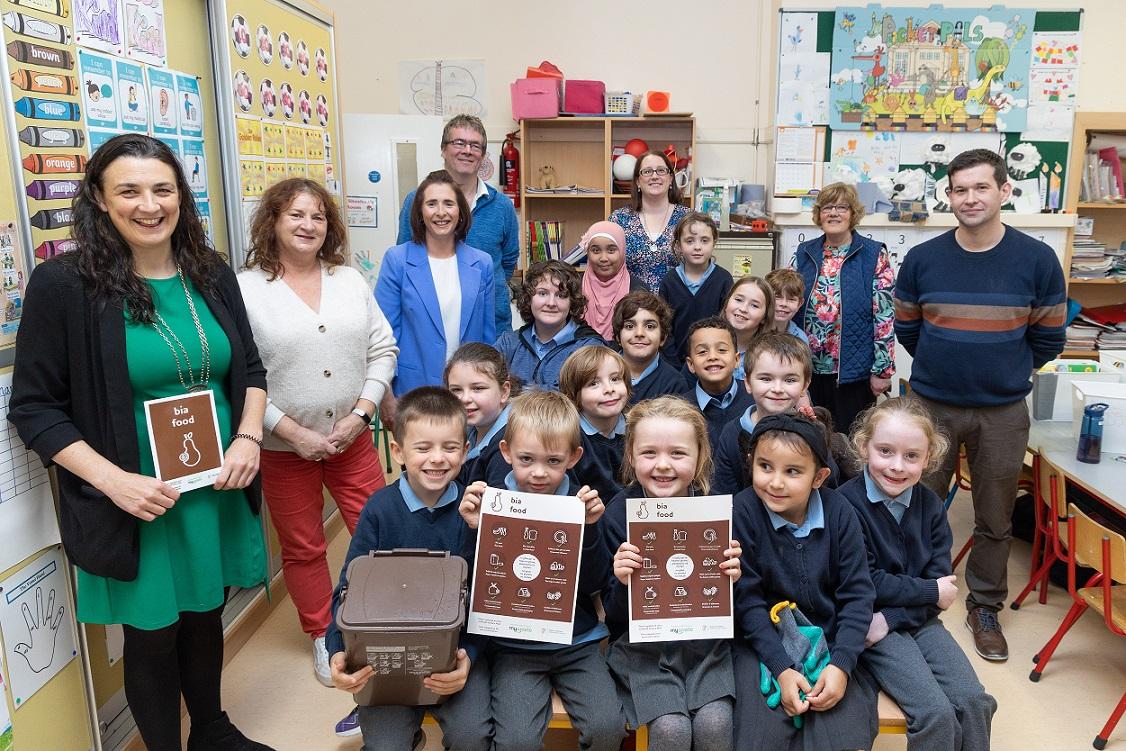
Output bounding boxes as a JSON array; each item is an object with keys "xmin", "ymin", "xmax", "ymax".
[
  {"xmin": 564, "ymin": 80, "xmax": 606, "ymax": 114},
  {"xmin": 511, "ymin": 78, "xmax": 561, "ymax": 120}
]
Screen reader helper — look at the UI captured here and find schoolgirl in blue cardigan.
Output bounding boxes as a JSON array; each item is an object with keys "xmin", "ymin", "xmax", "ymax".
[
  {"xmin": 732, "ymin": 412, "xmax": 878, "ymax": 751},
  {"xmin": 841, "ymin": 398, "xmax": 995, "ymax": 750}
]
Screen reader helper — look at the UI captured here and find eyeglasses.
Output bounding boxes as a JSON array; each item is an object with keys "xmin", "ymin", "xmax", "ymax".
[
  {"xmin": 445, "ymin": 139, "xmax": 484, "ymax": 154},
  {"xmin": 639, "ymin": 167, "xmax": 670, "ymax": 177},
  {"xmin": 820, "ymin": 204, "xmax": 852, "ymax": 214}
]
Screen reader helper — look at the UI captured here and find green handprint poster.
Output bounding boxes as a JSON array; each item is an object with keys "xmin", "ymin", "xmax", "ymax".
[{"xmin": 0, "ymin": 547, "xmax": 77, "ymax": 709}]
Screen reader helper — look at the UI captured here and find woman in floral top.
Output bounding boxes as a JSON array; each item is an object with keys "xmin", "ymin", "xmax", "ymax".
[
  {"xmin": 790, "ymin": 183, "xmax": 895, "ymax": 434},
  {"xmin": 610, "ymin": 151, "xmax": 689, "ymax": 292}
]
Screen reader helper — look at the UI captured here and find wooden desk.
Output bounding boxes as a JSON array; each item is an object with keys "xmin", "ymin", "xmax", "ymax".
[{"xmin": 1028, "ymin": 420, "xmax": 1126, "ymax": 517}]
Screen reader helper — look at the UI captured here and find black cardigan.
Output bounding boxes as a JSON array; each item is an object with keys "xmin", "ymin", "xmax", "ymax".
[{"xmin": 8, "ymin": 256, "xmax": 268, "ymax": 581}]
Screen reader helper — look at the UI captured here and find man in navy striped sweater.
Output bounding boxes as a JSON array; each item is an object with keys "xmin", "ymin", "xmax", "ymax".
[{"xmin": 894, "ymin": 148, "xmax": 1066, "ymax": 662}]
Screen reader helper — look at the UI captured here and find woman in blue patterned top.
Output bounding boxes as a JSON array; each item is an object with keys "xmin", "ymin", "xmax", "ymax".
[{"xmin": 610, "ymin": 151, "xmax": 689, "ymax": 292}]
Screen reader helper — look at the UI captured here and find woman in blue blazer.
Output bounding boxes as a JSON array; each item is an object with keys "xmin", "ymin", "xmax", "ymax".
[{"xmin": 376, "ymin": 170, "xmax": 495, "ymax": 410}]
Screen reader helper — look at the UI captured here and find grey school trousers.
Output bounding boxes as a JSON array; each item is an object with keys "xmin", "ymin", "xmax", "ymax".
[
  {"xmin": 916, "ymin": 395, "xmax": 1030, "ymax": 612},
  {"xmin": 861, "ymin": 618, "xmax": 996, "ymax": 750},
  {"xmin": 356, "ymin": 655, "xmax": 492, "ymax": 751},
  {"xmin": 490, "ymin": 641, "xmax": 626, "ymax": 751}
]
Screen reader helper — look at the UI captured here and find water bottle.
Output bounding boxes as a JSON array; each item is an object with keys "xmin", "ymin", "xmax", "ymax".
[{"xmin": 1076, "ymin": 403, "xmax": 1110, "ymax": 464}]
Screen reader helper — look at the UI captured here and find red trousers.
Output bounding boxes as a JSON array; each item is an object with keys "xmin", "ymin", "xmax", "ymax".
[{"xmin": 259, "ymin": 436, "xmax": 386, "ymax": 637}]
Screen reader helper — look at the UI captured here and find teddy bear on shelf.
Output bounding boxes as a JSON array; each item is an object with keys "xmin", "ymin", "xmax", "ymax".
[{"xmin": 539, "ymin": 164, "xmax": 557, "ymax": 190}]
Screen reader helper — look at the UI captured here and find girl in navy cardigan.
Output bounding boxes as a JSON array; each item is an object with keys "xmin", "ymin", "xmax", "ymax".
[
  {"xmin": 444, "ymin": 343, "xmax": 519, "ymax": 486},
  {"xmin": 841, "ymin": 398, "xmax": 995, "ymax": 750},
  {"xmin": 559, "ymin": 346, "xmax": 630, "ymax": 504},
  {"xmin": 732, "ymin": 411, "xmax": 878, "ymax": 751},
  {"xmin": 602, "ymin": 396, "xmax": 742, "ymax": 750}
]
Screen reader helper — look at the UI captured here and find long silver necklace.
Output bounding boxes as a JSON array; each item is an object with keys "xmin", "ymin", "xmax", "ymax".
[{"xmin": 150, "ymin": 265, "xmax": 211, "ymax": 392}]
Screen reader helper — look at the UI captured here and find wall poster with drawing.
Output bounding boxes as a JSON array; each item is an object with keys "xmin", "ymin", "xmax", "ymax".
[{"xmin": 0, "ymin": 547, "xmax": 78, "ymax": 709}]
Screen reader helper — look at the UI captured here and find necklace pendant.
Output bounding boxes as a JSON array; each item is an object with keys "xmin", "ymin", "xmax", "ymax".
[{"xmin": 188, "ymin": 383, "xmax": 207, "ymax": 393}]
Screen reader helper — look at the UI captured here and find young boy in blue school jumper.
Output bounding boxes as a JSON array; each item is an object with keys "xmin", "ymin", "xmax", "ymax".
[
  {"xmin": 840, "ymin": 397, "xmax": 995, "ymax": 750},
  {"xmin": 495, "ymin": 260, "xmax": 605, "ymax": 390},
  {"xmin": 658, "ymin": 212, "xmax": 734, "ymax": 362},
  {"xmin": 613, "ymin": 291, "xmax": 688, "ymax": 404},
  {"xmin": 681, "ymin": 316, "xmax": 754, "ymax": 453},
  {"xmin": 713, "ymin": 331, "xmax": 812, "ymax": 495},
  {"xmin": 326, "ymin": 387, "xmax": 491, "ymax": 750},
  {"xmin": 732, "ymin": 412, "xmax": 878, "ymax": 751},
  {"xmin": 458, "ymin": 389, "xmax": 626, "ymax": 751}
]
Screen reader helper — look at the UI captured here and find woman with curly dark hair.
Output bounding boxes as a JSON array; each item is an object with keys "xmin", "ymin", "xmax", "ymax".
[
  {"xmin": 375, "ymin": 169, "xmax": 495, "ymax": 422},
  {"xmin": 494, "ymin": 259, "xmax": 606, "ymax": 390},
  {"xmin": 7, "ymin": 134, "xmax": 273, "ymax": 750},
  {"xmin": 237, "ymin": 178, "xmax": 397, "ymax": 688}
]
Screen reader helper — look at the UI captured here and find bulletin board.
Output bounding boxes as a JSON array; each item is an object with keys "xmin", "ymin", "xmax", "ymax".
[
  {"xmin": 774, "ymin": 6, "xmax": 1083, "ymax": 214},
  {"xmin": 208, "ymin": 0, "xmax": 344, "ymax": 268},
  {"xmin": 0, "ymin": 0, "xmax": 242, "ymax": 748}
]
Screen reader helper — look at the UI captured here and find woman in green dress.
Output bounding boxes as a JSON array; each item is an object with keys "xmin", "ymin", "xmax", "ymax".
[{"xmin": 9, "ymin": 134, "xmax": 273, "ymax": 751}]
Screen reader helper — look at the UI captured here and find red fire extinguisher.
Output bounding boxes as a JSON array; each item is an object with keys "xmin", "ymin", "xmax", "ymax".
[{"xmin": 502, "ymin": 131, "xmax": 520, "ymax": 208}]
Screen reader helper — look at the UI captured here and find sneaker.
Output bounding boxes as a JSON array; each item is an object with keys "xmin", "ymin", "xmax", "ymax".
[
  {"xmin": 313, "ymin": 636, "xmax": 333, "ymax": 687},
  {"xmin": 965, "ymin": 606, "xmax": 1008, "ymax": 661},
  {"xmin": 334, "ymin": 707, "xmax": 360, "ymax": 737}
]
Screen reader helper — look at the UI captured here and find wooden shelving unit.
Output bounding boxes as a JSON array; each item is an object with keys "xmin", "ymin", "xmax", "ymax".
[
  {"xmin": 518, "ymin": 116, "xmax": 696, "ymax": 266},
  {"xmin": 1065, "ymin": 112, "xmax": 1126, "ymax": 311}
]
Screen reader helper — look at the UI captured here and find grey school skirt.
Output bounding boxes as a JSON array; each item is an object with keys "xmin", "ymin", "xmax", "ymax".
[{"xmin": 606, "ymin": 637, "xmax": 736, "ymax": 727}]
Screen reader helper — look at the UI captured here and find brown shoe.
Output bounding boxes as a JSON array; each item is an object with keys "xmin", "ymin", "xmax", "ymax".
[{"xmin": 965, "ymin": 606, "xmax": 1008, "ymax": 661}]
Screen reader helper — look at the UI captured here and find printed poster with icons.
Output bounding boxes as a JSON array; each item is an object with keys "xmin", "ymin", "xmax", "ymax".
[
  {"xmin": 468, "ymin": 487, "xmax": 585, "ymax": 645},
  {"xmin": 225, "ymin": 0, "xmax": 339, "ymax": 193},
  {"xmin": 626, "ymin": 495, "xmax": 734, "ymax": 643},
  {"xmin": 143, "ymin": 390, "xmax": 224, "ymax": 492}
]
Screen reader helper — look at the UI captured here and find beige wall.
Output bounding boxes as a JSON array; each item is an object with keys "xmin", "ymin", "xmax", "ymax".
[{"xmin": 321, "ymin": 0, "xmax": 1125, "ymax": 181}]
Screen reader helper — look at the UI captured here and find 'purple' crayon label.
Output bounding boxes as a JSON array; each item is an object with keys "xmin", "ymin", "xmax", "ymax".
[{"xmin": 26, "ymin": 179, "xmax": 79, "ymax": 200}]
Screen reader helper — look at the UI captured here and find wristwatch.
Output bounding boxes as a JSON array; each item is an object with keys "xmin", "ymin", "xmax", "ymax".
[{"xmin": 351, "ymin": 407, "xmax": 373, "ymax": 425}]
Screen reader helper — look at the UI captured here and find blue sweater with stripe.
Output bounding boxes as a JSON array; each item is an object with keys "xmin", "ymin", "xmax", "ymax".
[{"xmin": 894, "ymin": 226, "xmax": 1066, "ymax": 407}]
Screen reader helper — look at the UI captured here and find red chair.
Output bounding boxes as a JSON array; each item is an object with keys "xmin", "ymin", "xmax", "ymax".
[
  {"xmin": 1011, "ymin": 454, "xmax": 1069, "ymax": 609},
  {"xmin": 1029, "ymin": 503, "xmax": 1126, "ymax": 749}
]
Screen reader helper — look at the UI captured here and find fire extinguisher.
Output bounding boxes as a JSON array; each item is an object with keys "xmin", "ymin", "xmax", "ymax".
[{"xmin": 502, "ymin": 131, "xmax": 520, "ymax": 208}]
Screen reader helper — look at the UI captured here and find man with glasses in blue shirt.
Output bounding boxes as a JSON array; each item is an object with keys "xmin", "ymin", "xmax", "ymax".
[{"xmin": 397, "ymin": 115, "xmax": 520, "ymax": 336}]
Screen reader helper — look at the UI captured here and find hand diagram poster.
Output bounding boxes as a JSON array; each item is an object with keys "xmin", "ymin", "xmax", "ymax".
[
  {"xmin": 626, "ymin": 495, "xmax": 733, "ymax": 642},
  {"xmin": 829, "ymin": 8, "xmax": 1035, "ymax": 132},
  {"xmin": 0, "ymin": 547, "xmax": 78, "ymax": 708}
]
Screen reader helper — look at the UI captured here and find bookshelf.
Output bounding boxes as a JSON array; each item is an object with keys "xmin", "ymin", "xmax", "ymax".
[
  {"xmin": 1063, "ymin": 112, "xmax": 1126, "ymax": 357},
  {"xmin": 518, "ymin": 116, "xmax": 696, "ymax": 266}
]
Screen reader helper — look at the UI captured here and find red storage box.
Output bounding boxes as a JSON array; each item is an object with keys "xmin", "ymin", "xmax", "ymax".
[
  {"xmin": 511, "ymin": 78, "xmax": 561, "ymax": 120},
  {"xmin": 564, "ymin": 80, "xmax": 606, "ymax": 114}
]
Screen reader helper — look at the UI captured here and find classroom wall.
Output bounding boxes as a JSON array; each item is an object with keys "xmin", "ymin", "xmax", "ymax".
[{"xmin": 319, "ymin": 0, "xmax": 1123, "ymax": 183}]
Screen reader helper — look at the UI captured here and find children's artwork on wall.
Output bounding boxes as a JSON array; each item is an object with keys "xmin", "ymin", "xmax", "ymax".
[
  {"xmin": 75, "ymin": 0, "xmax": 124, "ymax": 55},
  {"xmin": 78, "ymin": 50, "xmax": 118, "ymax": 129},
  {"xmin": 1029, "ymin": 69, "xmax": 1076, "ymax": 106},
  {"xmin": 175, "ymin": 72, "xmax": 202, "ymax": 137},
  {"xmin": 826, "ymin": 130, "xmax": 900, "ymax": 184},
  {"xmin": 777, "ymin": 53, "xmax": 831, "ymax": 125},
  {"xmin": 0, "ymin": 547, "xmax": 78, "ymax": 708},
  {"xmin": 115, "ymin": 58, "xmax": 149, "ymax": 132},
  {"xmin": 829, "ymin": 7, "xmax": 1035, "ymax": 133},
  {"xmin": 147, "ymin": 66, "xmax": 177, "ymax": 134},
  {"xmin": 397, "ymin": 59, "xmax": 486, "ymax": 118},
  {"xmin": 1030, "ymin": 31, "xmax": 1081, "ymax": 68},
  {"xmin": 231, "ymin": 13, "xmax": 250, "ymax": 58},
  {"xmin": 781, "ymin": 11, "xmax": 818, "ymax": 54},
  {"xmin": 255, "ymin": 24, "xmax": 272, "ymax": 65},
  {"xmin": 123, "ymin": 0, "xmax": 166, "ymax": 66},
  {"xmin": 1021, "ymin": 102, "xmax": 1073, "ymax": 142}
]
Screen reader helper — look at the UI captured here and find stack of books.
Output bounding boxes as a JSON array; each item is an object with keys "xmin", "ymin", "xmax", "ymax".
[
  {"xmin": 1070, "ymin": 237, "xmax": 1113, "ymax": 278},
  {"xmin": 1065, "ymin": 319, "xmax": 1101, "ymax": 351},
  {"xmin": 527, "ymin": 221, "xmax": 564, "ymax": 263}
]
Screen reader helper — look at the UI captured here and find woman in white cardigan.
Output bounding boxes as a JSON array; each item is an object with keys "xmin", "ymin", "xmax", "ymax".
[{"xmin": 238, "ymin": 179, "xmax": 397, "ymax": 688}]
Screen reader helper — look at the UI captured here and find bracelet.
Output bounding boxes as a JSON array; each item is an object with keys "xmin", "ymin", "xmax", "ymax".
[{"xmin": 232, "ymin": 432, "xmax": 263, "ymax": 447}]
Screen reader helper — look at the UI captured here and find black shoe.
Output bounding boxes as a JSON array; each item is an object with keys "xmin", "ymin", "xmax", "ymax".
[{"xmin": 186, "ymin": 711, "xmax": 277, "ymax": 751}]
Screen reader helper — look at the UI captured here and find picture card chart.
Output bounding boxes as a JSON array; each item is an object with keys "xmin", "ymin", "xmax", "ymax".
[
  {"xmin": 0, "ymin": 372, "xmax": 60, "ymax": 573},
  {"xmin": 0, "ymin": 669, "xmax": 11, "ymax": 748},
  {"xmin": 626, "ymin": 495, "xmax": 733, "ymax": 642},
  {"xmin": 0, "ymin": 223, "xmax": 27, "ymax": 347},
  {"xmin": 468, "ymin": 487, "xmax": 585, "ymax": 645},
  {"xmin": 0, "ymin": 547, "xmax": 78, "ymax": 708}
]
